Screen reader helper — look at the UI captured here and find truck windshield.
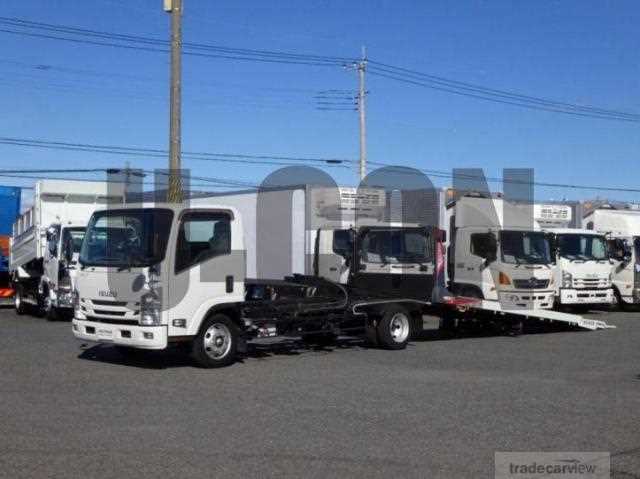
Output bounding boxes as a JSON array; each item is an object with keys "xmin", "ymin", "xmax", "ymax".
[
  {"xmin": 361, "ymin": 229, "xmax": 431, "ymax": 264},
  {"xmin": 500, "ymin": 231, "xmax": 552, "ymax": 265},
  {"xmin": 557, "ymin": 234, "xmax": 608, "ymax": 261},
  {"xmin": 80, "ymin": 209, "xmax": 173, "ymax": 267}
]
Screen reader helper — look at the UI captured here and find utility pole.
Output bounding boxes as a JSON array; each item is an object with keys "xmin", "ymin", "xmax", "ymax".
[
  {"xmin": 165, "ymin": 0, "xmax": 183, "ymax": 202},
  {"xmin": 357, "ymin": 47, "xmax": 367, "ymax": 181}
]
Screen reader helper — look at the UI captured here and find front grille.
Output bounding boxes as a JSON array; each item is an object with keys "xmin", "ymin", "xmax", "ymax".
[
  {"xmin": 85, "ymin": 316, "xmax": 138, "ymax": 325},
  {"xmin": 513, "ymin": 279, "xmax": 550, "ymax": 289},
  {"xmin": 82, "ymin": 298, "xmax": 139, "ymax": 321},
  {"xmin": 573, "ymin": 278, "xmax": 609, "ymax": 289},
  {"xmin": 92, "ymin": 299, "xmax": 128, "ymax": 307},
  {"xmin": 93, "ymin": 309, "xmax": 126, "ymax": 316}
]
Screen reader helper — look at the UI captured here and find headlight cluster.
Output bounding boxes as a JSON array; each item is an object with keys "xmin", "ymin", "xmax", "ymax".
[
  {"xmin": 72, "ymin": 289, "xmax": 80, "ymax": 309},
  {"xmin": 140, "ymin": 291, "xmax": 162, "ymax": 326},
  {"xmin": 562, "ymin": 271, "xmax": 573, "ymax": 288}
]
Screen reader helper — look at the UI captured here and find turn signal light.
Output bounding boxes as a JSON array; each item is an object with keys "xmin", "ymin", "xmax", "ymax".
[{"xmin": 499, "ymin": 272, "xmax": 512, "ymax": 286}]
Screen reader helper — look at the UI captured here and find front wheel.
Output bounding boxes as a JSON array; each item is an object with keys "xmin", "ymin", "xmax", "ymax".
[
  {"xmin": 191, "ymin": 314, "xmax": 238, "ymax": 368},
  {"xmin": 377, "ymin": 305, "xmax": 411, "ymax": 350}
]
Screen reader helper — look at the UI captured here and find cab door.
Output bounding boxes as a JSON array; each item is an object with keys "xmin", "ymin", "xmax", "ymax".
[
  {"xmin": 314, "ymin": 228, "xmax": 353, "ymax": 284},
  {"xmin": 350, "ymin": 227, "xmax": 435, "ymax": 300},
  {"xmin": 167, "ymin": 210, "xmax": 245, "ymax": 337}
]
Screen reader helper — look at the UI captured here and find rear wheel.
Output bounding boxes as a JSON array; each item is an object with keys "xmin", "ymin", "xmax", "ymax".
[
  {"xmin": 14, "ymin": 285, "xmax": 26, "ymax": 315},
  {"xmin": 191, "ymin": 314, "xmax": 238, "ymax": 368},
  {"xmin": 377, "ymin": 305, "xmax": 411, "ymax": 350}
]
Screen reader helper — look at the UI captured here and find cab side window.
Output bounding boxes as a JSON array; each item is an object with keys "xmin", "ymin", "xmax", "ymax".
[
  {"xmin": 470, "ymin": 233, "xmax": 493, "ymax": 259},
  {"xmin": 176, "ymin": 212, "xmax": 231, "ymax": 273}
]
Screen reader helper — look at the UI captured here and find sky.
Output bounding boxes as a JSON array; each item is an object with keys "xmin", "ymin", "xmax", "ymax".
[{"xmin": 1, "ymin": 0, "xmax": 639, "ymax": 205}]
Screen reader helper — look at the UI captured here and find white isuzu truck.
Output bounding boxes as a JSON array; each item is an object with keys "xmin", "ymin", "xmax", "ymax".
[
  {"xmin": 535, "ymin": 204, "xmax": 614, "ymax": 310},
  {"xmin": 10, "ymin": 180, "xmax": 124, "ymax": 319},
  {"xmin": 445, "ymin": 195, "xmax": 556, "ymax": 310},
  {"xmin": 71, "ymin": 185, "xmax": 443, "ymax": 367},
  {"xmin": 584, "ymin": 207, "xmax": 640, "ymax": 309}
]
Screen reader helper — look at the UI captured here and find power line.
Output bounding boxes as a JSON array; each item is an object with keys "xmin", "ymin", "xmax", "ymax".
[
  {"xmin": 368, "ymin": 67, "xmax": 639, "ymax": 123},
  {"xmin": 0, "ymin": 17, "xmax": 354, "ymax": 67},
  {"xmin": 0, "ymin": 137, "xmax": 355, "ymax": 167},
  {"xmin": 367, "ymin": 161, "xmax": 640, "ymax": 194},
  {"xmin": 369, "ymin": 60, "xmax": 640, "ymax": 121}
]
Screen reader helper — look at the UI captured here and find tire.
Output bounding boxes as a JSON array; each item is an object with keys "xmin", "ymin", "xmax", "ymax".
[
  {"xmin": 14, "ymin": 285, "xmax": 26, "ymax": 315},
  {"xmin": 614, "ymin": 288, "xmax": 629, "ymax": 312},
  {"xmin": 45, "ymin": 300, "xmax": 58, "ymax": 322},
  {"xmin": 191, "ymin": 314, "xmax": 238, "ymax": 368},
  {"xmin": 376, "ymin": 305, "xmax": 411, "ymax": 350}
]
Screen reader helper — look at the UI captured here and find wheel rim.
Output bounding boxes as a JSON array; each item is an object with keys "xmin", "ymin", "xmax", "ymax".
[
  {"xmin": 389, "ymin": 313, "xmax": 410, "ymax": 343},
  {"xmin": 15, "ymin": 290, "xmax": 21, "ymax": 309},
  {"xmin": 203, "ymin": 323, "xmax": 232, "ymax": 360}
]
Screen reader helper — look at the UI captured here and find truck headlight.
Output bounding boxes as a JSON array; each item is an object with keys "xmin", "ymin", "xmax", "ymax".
[
  {"xmin": 140, "ymin": 291, "xmax": 161, "ymax": 326},
  {"xmin": 498, "ymin": 272, "xmax": 511, "ymax": 286},
  {"xmin": 72, "ymin": 289, "xmax": 80, "ymax": 309},
  {"xmin": 562, "ymin": 271, "xmax": 573, "ymax": 288}
]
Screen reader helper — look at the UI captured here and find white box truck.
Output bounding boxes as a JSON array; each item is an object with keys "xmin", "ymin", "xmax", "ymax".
[
  {"xmin": 534, "ymin": 203, "xmax": 613, "ymax": 310},
  {"xmin": 10, "ymin": 180, "xmax": 124, "ymax": 319},
  {"xmin": 445, "ymin": 195, "xmax": 556, "ymax": 311},
  {"xmin": 583, "ymin": 207, "xmax": 640, "ymax": 309}
]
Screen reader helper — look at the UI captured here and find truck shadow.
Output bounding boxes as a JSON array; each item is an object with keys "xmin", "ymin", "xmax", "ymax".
[
  {"xmin": 77, "ymin": 338, "xmax": 368, "ymax": 370},
  {"xmin": 77, "ymin": 322, "xmax": 582, "ymax": 369}
]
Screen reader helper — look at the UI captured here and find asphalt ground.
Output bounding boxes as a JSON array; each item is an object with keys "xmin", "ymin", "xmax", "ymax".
[{"xmin": 0, "ymin": 306, "xmax": 639, "ymax": 478}]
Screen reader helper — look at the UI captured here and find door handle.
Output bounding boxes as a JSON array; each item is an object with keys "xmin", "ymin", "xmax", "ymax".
[
  {"xmin": 329, "ymin": 267, "xmax": 338, "ymax": 272},
  {"xmin": 225, "ymin": 275, "xmax": 234, "ymax": 293}
]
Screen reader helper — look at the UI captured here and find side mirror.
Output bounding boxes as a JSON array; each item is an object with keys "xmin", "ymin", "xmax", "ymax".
[{"xmin": 484, "ymin": 233, "xmax": 498, "ymax": 266}]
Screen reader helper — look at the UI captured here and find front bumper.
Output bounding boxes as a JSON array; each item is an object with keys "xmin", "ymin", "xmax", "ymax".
[
  {"xmin": 72, "ymin": 319, "xmax": 168, "ymax": 350},
  {"xmin": 497, "ymin": 290, "xmax": 555, "ymax": 310},
  {"xmin": 559, "ymin": 288, "xmax": 614, "ymax": 305}
]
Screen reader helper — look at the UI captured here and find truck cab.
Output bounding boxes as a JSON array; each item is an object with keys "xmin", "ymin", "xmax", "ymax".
[
  {"xmin": 41, "ymin": 224, "xmax": 87, "ymax": 317},
  {"xmin": 446, "ymin": 196, "xmax": 555, "ymax": 310},
  {"xmin": 549, "ymin": 228, "xmax": 613, "ymax": 308},
  {"xmin": 584, "ymin": 208, "xmax": 640, "ymax": 308}
]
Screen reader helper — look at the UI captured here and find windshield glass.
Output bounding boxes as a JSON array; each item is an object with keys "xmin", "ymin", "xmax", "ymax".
[
  {"xmin": 80, "ymin": 209, "xmax": 173, "ymax": 267},
  {"xmin": 361, "ymin": 229, "xmax": 431, "ymax": 264},
  {"xmin": 557, "ymin": 234, "xmax": 608, "ymax": 261},
  {"xmin": 500, "ymin": 230, "xmax": 552, "ymax": 265}
]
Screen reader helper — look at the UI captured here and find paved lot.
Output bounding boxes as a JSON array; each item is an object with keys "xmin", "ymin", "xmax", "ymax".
[{"xmin": 0, "ymin": 307, "xmax": 639, "ymax": 479}]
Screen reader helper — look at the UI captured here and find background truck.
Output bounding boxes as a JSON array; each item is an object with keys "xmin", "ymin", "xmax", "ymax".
[
  {"xmin": 0, "ymin": 186, "xmax": 21, "ymax": 304},
  {"xmin": 445, "ymin": 195, "xmax": 556, "ymax": 310},
  {"xmin": 584, "ymin": 207, "xmax": 640, "ymax": 309},
  {"xmin": 10, "ymin": 180, "xmax": 124, "ymax": 319},
  {"xmin": 535, "ymin": 204, "xmax": 614, "ymax": 310}
]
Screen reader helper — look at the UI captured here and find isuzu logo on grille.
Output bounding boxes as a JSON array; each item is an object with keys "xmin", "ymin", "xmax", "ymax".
[{"xmin": 98, "ymin": 290, "xmax": 118, "ymax": 298}]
